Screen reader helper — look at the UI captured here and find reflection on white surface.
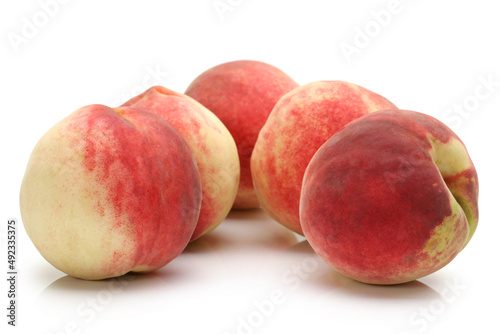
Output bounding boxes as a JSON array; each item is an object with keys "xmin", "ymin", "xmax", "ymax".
[{"xmin": 20, "ymin": 209, "xmax": 473, "ymax": 334}]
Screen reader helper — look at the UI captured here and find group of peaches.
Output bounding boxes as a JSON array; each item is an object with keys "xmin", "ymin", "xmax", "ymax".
[{"xmin": 20, "ymin": 60, "xmax": 478, "ymax": 285}]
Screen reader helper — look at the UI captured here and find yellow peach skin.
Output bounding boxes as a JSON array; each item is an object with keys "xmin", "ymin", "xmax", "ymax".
[
  {"xmin": 251, "ymin": 81, "xmax": 397, "ymax": 234},
  {"xmin": 185, "ymin": 60, "xmax": 299, "ymax": 209},
  {"xmin": 20, "ymin": 105, "xmax": 202, "ymax": 280},
  {"xmin": 300, "ymin": 110, "xmax": 479, "ymax": 284},
  {"xmin": 122, "ymin": 86, "xmax": 239, "ymax": 240}
]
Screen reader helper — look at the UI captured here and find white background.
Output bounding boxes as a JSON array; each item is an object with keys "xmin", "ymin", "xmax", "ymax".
[{"xmin": 1, "ymin": 0, "xmax": 499, "ymax": 333}]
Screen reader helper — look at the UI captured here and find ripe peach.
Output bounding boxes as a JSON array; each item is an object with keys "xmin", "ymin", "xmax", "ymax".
[
  {"xmin": 251, "ymin": 81, "xmax": 396, "ymax": 234},
  {"xmin": 20, "ymin": 105, "xmax": 202, "ymax": 280},
  {"xmin": 185, "ymin": 60, "xmax": 299, "ymax": 209},
  {"xmin": 122, "ymin": 86, "xmax": 239, "ymax": 240},
  {"xmin": 301, "ymin": 110, "xmax": 479, "ymax": 284}
]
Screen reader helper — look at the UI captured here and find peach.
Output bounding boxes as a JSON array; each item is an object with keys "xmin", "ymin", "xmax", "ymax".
[
  {"xmin": 122, "ymin": 86, "xmax": 239, "ymax": 240},
  {"xmin": 185, "ymin": 60, "xmax": 299, "ymax": 209},
  {"xmin": 301, "ymin": 110, "xmax": 479, "ymax": 285},
  {"xmin": 20, "ymin": 105, "xmax": 202, "ymax": 280},
  {"xmin": 251, "ymin": 81, "xmax": 396, "ymax": 234}
]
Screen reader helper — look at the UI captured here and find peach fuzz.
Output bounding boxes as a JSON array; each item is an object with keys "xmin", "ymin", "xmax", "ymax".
[
  {"xmin": 185, "ymin": 60, "xmax": 299, "ymax": 209},
  {"xmin": 300, "ymin": 110, "xmax": 479, "ymax": 285},
  {"xmin": 251, "ymin": 81, "xmax": 396, "ymax": 234},
  {"xmin": 20, "ymin": 105, "xmax": 202, "ymax": 280},
  {"xmin": 122, "ymin": 86, "xmax": 239, "ymax": 240}
]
